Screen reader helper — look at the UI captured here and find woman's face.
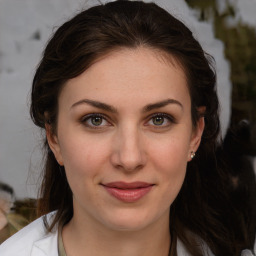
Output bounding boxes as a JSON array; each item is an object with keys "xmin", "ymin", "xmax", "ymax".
[{"xmin": 47, "ymin": 48, "xmax": 204, "ymax": 232}]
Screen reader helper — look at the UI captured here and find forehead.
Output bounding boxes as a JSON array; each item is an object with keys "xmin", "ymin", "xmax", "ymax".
[
  {"xmin": 59, "ymin": 47, "xmax": 190, "ymax": 109},
  {"xmin": 90, "ymin": 47, "xmax": 187, "ymax": 83}
]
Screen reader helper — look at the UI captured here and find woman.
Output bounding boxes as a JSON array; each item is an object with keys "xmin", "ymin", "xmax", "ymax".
[{"xmin": 0, "ymin": 1, "xmax": 255, "ymax": 255}]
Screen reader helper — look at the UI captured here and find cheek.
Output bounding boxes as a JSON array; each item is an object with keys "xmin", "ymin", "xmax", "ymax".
[
  {"xmin": 59, "ymin": 134, "xmax": 110, "ymax": 180},
  {"xmin": 150, "ymin": 135, "xmax": 190, "ymax": 171},
  {"xmin": 158, "ymin": 151, "xmax": 187, "ymax": 209},
  {"xmin": 148, "ymin": 135, "xmax": 190, "ymax": 196},
  {"xmin": 60, "ymin": 142, "xmax": 106, "ymax": 203}
]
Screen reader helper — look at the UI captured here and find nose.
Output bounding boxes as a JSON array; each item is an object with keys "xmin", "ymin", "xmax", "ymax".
[{"xmin": 110, "ymin": 125, "xmax": 147, "ymax": 172}]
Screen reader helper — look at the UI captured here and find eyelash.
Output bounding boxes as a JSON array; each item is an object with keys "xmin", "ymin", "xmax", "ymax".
[
  {"xmin": 80, "ymin": 113, "xmax": 176, "ymax": 129},
  {"xmin": 147, "ymin": 113, "xmax": 177, "ymax": 128},
  {"xmin": 81, "ymin": 113, "xmax": 110, "ymax": 129}
]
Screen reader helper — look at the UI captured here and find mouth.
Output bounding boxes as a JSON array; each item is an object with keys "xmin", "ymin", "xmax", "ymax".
[{"xmin": 101, "ymin": 181, "xmax": 154, "ymax": 203}]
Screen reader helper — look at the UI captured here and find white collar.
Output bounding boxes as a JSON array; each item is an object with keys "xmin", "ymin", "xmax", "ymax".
[{"xmin": 31, "ymin": 228, "xmax": 58, "ymax": 256}]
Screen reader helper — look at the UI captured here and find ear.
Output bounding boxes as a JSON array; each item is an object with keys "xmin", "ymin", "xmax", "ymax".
[
  {"xmin": 45, "ymin": 123, "xmax": 64, "ymax": 166},
  {"xmin": 187, "ymin": 107, "xmax": 205, "ymax": 162}
]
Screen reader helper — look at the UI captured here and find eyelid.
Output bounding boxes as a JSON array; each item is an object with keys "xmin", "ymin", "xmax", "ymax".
[
  {"xmin": 80, "ymin": 113, "xmax": 112, "ymax": 128},
  {"xmin": 80, "ymin": 112, "xmax": 176, "ymax": 130},
  {"xmin": 151, "ymin": 113, "xmax": 177, "ymax": 122},
  {"xmin": 145, "ymin": 113, "xmax": 177, "ymax": 126},
  {"xmin": 81, "ymin": 113, "xmax": 104, "ymax": 120}
]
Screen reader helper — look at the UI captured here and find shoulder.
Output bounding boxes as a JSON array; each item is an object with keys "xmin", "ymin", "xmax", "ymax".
[{"xmin": 0, "ymin": 212, "xmax": 58, "ymax": 256}]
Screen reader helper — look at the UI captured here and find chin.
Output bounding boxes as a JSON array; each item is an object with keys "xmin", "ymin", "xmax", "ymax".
[{"xmin": 101, "ymin": 208, "xmax": 162, "ymax": 232}]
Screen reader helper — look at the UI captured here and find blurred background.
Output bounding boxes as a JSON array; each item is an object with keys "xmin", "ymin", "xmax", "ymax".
[{"xmin": 0, "ymin": 0, "xmax": 255, "ymax": 240}]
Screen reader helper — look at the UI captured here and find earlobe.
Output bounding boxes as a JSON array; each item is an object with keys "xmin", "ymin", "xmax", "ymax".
[{"xmin": 45, "ymin": 123, "xmax": 64, "ymax": 166}]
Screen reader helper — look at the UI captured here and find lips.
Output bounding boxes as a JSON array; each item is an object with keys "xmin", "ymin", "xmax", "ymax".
[{"xmin": 102, "ymin": 181, "xmax": 154, "ymax": 203}]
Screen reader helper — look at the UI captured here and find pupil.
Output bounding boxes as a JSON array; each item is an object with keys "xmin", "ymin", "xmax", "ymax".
[
  {"xmin": 92, "ymin": 116, "xmax": 102, "ymax": 126},
  {"xmin": 153, "ymin": 116, "xmax": 164, "ymax": 125}
]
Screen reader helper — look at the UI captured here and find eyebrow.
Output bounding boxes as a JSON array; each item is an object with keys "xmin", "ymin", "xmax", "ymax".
[
  {"xmin": 142, "ymin": 99, "xmax": 183, "ymax": 112},
  {"xmin": 71, "ymin": 99, "xmax": 118, "ymax": 113},
  {"xmin": 70, "ymin": 98, "xmax": 183, "ymax": 113}
]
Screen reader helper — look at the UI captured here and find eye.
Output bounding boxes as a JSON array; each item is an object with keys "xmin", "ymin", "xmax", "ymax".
[
  {"xmin": 90, "ymin": 116, "xmax": 104, "ymax": 126},
  {"xmin": 147, "ymin": 113, "xmax": 176, "ymax": 127},
  {"xmin": 152, "ymin": 116, "xmax": 165, "ymax": 126},
  {"xmin": 81, "ymin": 114, "xmax": 110, "ymax": 128}
]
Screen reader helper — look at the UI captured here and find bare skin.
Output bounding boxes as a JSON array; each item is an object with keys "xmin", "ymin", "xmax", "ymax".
[
  {"xmin": 47, "ymin": 47, "xmax": 204, "ymax": 256},
  {"xmin": 62, "ymin": 207, "xmax": 170, "ymax": 256}
]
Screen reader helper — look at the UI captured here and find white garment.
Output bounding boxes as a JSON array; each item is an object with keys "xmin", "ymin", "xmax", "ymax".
[
  {"xmin": 0, "ymin": 212, "xmax": 255, "ymax": 256},
  {"xmin": 0, "ymin": 213, "xmax": 58, "ymax": 256}
]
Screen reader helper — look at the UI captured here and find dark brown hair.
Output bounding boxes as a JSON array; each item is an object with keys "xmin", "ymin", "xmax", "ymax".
[{"xmin": 30, "ymin": 1, "xmax": 248, "ymax": 255}]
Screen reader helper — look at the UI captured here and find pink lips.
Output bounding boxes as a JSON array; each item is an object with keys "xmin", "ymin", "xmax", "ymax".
[{"xmin": 102, "ymin": 182, "xmax": 153, "ymax": 203}]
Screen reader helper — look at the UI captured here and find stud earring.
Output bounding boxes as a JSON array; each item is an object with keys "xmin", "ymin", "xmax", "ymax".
[{"xmin": 190, "ymin": 151, "xmax": 196, "ymax": 160}]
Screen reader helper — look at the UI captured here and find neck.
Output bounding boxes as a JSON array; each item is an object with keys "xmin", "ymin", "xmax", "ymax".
[{"xmin": 62, "ymin": 210, "xmax": 171, "ymax": 256}]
